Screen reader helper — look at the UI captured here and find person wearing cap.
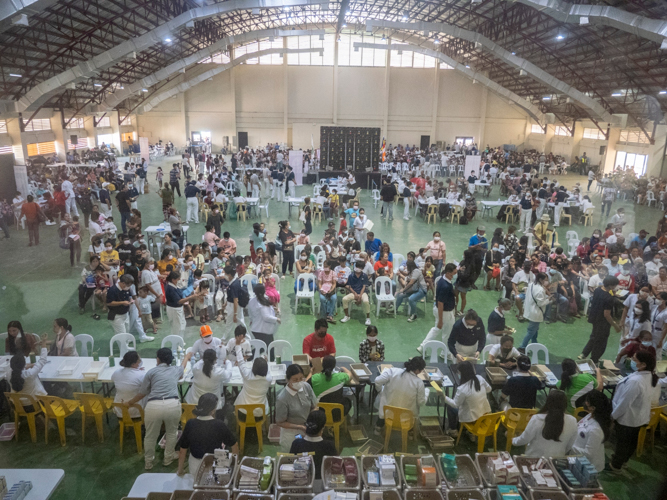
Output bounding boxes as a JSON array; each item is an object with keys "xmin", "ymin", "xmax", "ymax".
[
  {"xmin": 191, "ymin": 325, "xmax": 223, "ymax": 359},
  {"xmin": 177, "ymin": 392, "xmax": 238, "ymax": 477},
  {"xmin": 533, "ymin": 213, "xmax": 551, "ymax": 244}
]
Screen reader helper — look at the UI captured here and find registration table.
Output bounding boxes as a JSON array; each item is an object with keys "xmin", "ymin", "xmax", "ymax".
[{"xmin": 0, "ymin": 469, "xmax": 64, "ymax": 499}]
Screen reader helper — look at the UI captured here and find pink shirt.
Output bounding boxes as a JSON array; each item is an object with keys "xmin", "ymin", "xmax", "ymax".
[{"xmin": 425, "ymin": 240, "xmax": 446, "ymax": 260}]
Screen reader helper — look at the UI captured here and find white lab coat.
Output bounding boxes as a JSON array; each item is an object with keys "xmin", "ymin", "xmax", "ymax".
[
  {"xmin": 236, "ymin": 348, "xmax": 273, "ymax": 414},
  {"xmin": 611, "ymin": 370, "xmax": 654, "ymax": 427},
  {"xmin": 185, "ymin": 359, "xmax": 233, "ymax": 408},
  {"xmin": 512, "ymin": 413, "xmax": 578, "ymax": 458},
  {"xmin": 444, "ymin": 375, "xmax": 492, "ymax": 423},
  {"xmin": 571, "ymin": 414, "xmax": 606, "ymax": 472},
  {"xmin": 374, "ymin": 367, "xmax": 426, "ymax": 419},
  {"xmin": 247, "ymin": 297, "xmax": 279, "ymax": 335},
  {"xmin": 8, "ymin": 348, "xmax": 48, "ymax": 405},
  {"xmin": 523, "ymin": 282, "xmax": 550, "ymax": 323},
  {"xmin": 111, "ymin": 366, "xmax": 147, "ymax": 418}
]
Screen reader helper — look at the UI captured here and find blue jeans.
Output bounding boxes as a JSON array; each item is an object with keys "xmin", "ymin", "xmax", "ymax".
[
  {"xmin": 395, "ymin": 288, "xmax": 426, "ymax": 315},
  {"xmin": 319, "ymin": 292, "xmax": 337, "ymax": 318},
  {"xmin": 120, "ymin": 211, "xmax": 131, "ymax": 234},
  {"xmin": 520, "ymin": 320, "xmax": 541, "ymax": 348}
]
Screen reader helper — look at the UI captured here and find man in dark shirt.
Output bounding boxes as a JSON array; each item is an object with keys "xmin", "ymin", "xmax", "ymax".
[
  {"xmin": 419, "ymin": 263, "xmax": 457, "ymax": 358},
  {"xmin": 177, "ymin": 393, "xmax": 238, "ymax": 476},
  {"xmin": 341, "ymin": 262, "xmax": 371, "ymax": 326},
  {"xmin": 536, "ymin": 183, "xmax": 548, "ymax": 219},
  {"xmin": 169, "ymin": 164, "xmax": 181, "ymax": 197},
  {"xmin": 447, "ymin": 309, "xmax": 486, "ymax": 362},
  {"xmin": 184, "ymin": 180, "xmax": 201, "ymax": 224},
  {"xmin": 115, "ymin": 185, "xmax": 132, "ymax": 234},
  {"xmin": 379, "ymin": 180, "xmax": 397, "ymax": 221},
  {"xmin": 553, "ymin": 186, "xmax": 569, "ymax": 227},
  {"xmin": 580, "ymin": 276, "xmax": 621, "ymax": 363},
  {"xmin": 116, "ymin": 233, "xmax": 135, "ymax": 262},
  {"xmin": 107, "ymin": 274, "xmax": 134, "ymax": 335},
  {"xmin": 223, "ymin": 265, "xmax": 246, "ymax": 339},
  {"xmin": 501, "ymin": 355, "xmax": 542, "ymax": 409}
]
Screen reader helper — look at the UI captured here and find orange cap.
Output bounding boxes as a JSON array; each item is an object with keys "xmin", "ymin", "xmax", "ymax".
[{"xmin": 200, "ymin": 325, "xmax": 213, "ymax": 337}]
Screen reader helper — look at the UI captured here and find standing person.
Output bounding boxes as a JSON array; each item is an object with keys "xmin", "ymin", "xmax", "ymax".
[
  {"xmin": 124, "ymin": 348, "xmax": 188, "ymax": 470},
  {"xmin": 302, "ymin": 197, "xmax": 312, "ymax": 236},
  {"xmin": 185, "ymin": 350, "xmax": 232, "ymax": 408},
  {"xmin": 419, "ymin": 263, "xmax": 457, "ymax": 356},
  {"xmin": 609, "ymin": 351, "xmax": 658, "ymax": 472},
  {"xmin": 571, "ymin": 390, "xmax": 612, "ymax": 472},
  {"xmin": 285, "ymin": 165, "xmax": 296, "ymax": 199},
  {"xmin": 486, "ymin": 299, "xmax": 514, "ymax": 345},
  {"xmin": 159, "ymin": 182, "xmax": 174, "ymax": 220},
  {"xmin": 165, "ymin": 271, "xmax": 198, "ymax": 338},
  {"xmin": 177, "ymin": 393, "xmax": 239, "ymax": 477},
  {"xmin": 278, "ymin": 220, "xmax": 296, "ymax": 279},
  {"xmin": 587, "ymin": 168, "xmax": 596, "ymax": 192},
  {"xmin": 61, "ymin": 175, "xmax": 79, "ymax": 216},
  {"xmin": 601, "ymin": 184, "xmax": 615, "ymax": 218},
  {"xmin": 520, "ymin": 272, "xmax": 551, "ymax": 348},
  {"xmin": 552, "ymin": 186, "xmax": 569, "ymax": 227},
  {"xmin": 115, "ymin": 184, "xmax": 132, "ymax": 234},
  {"xmin": 425, "ymin": 231, "xmax": 446, "ymax": 276},
  {"xmin": 184, "ymin": 180, "xmax": 201, "ymax": 224},
  {"xmin": 106, "ymin": 274, "xmax": 135, "ymax": 336},
  {"xmin": 247, "ymin": 283, "xmax": 280, "ymax": 346},
  {"xmin": 20, "ymin": 195, "xmax": 42, "ymax": 247},
  {"xmin": 511, "ymin": 390, "xmax": 578, "ymax": 457},
  {"xmin": 353, "ymin": 207, "xmax": 368, "ymax": 244},
  {"xmin": 340, "ymin": 261, "xmax": 372, "ymax": 326},
  {"xmin": 519, "ymin": 191, "xmax": 533, "ymax": 233},
  {"xmin": 222, "ymin": 265, "xmax": 247, "ymax": 340},
  {"xmin": 374, "ymin": 357, "xmax": 427, "ymax": 436},
  {"xmin": 169, "ymin": 163, "xmax": 182, "ymax": 197},
  {"xmin": 380, "ymin": 179, "xmax": 397, "ymax": 221},
  {"xmin": 448, "ymin": 309, "xmax": 486, "ymax": 363},
  {"xmin": 402, "ymin": 181, "xmax": 412, "ymax": 220},
  {"xmin": 578, "ymin": 276, "xmax": 621, "ymax": 363}
]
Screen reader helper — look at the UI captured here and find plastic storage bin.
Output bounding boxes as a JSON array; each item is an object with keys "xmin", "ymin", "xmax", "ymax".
[
  {"xmin": 361, "ymin": 489, "xmax": 402, "ymax": 500},
  {"xmin": 512, "ymin": 456, "xmax": 561, "ymax": 491},
  {"xmin": 169, "ymin": 491, "xmax": 194, "ymax": 500},
  {"xmin": 484, "ymin": 489, "xmax": 527, "ymax": 500},
  {"xmin": 360, "ymin": 455, "xmax": 401, "ymax": 490},
  {"xmin": 445, "ymin": 489, "xmax": 485, "ymax": 500},
  {"xmin": 474, "ymin": 453, "xmax": 518, "ymax": 488},
  {"xmin": 0, "ymin": 423, "xmax": 16, "ymax": 441},
  {"xmin": 436, "ymin": 455, "xmax": 483, "ymax": 490},
  {"xmin": 190, "ymin": 491, "xmax": 230, "ymax": 500},
  {"xmin": 276, "ymin": 494, "xmax": 315, "ymax": 500},
  {"xmin": 194, "ymin": 453, "xmax": 238, "ymax": 490},
  {"xmin": 398, "ymin": 455, "xmax": 441, "ymax": 491},
  {"xmin": 275, "ymin": 455, "xmax": 315, "ymax": 493},
  {"xmin": 234, "ymin": 457, "xmax": 276, "ymax": 494},
  {"xmin": 403, "ymin": 490, "xmax": 444, "ymax": 500},
  {"xmin": 322, "ymin": 456, "xmax": 361, "ymax": 491},
  {"xmin": 548, "ymin": 458, "xmax": 603, "ymax": 496},
  {"xmin": 528, "ymin": 489, "xmax": 569, "ymax": 500}
]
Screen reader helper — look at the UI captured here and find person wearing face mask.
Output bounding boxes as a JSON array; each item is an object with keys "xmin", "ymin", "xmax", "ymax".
[
  {"xmin": 618, "ymin": 299, "xmax": 652, "ymax": 350},
  {"xmin": 353, "ymin": 207, "xmax": 368, "ymax": 243},
  {"xmin": 111, "ymin": 350, "xmax": 146, "ymax": 419},
  {"xmin": 106, "ymin": 274, "xmax": 136, "ymax": 336},
  {"xmin": 165, "ymin": 270, "xmax": 200, "ymax": 338},
  {"xmin": 649, "ymin": 291, "xmax": 667, "ymax": 359},
  {"xmin": 341, "ymin": 261, "xmax": 372, "ymax": 326},
  {"xmin": 616, "ymin": 330, "xmax": 657, "ymax": 364},
  {"xmin": 419, "ymin": 263, "xmax": 457, "ymax": 356},
  {"xmin": 519, "ymin": 191, "xmax": 534, "ymax": 233},
  {"xmin": 519, "ymin": 272, "xmax": 552, "ymax": 349},
  {"xmin": 609, "ymin": 351, "xmax": 659, "ymax": 472},
  {"xmin": 359, "ymin": 325, "xmax": 385, "ymax": 362},
  {"xmin": 425, "ymin": 231, "xmax": 446, "ymax": 276},
  {"xmin": 578, "ymin": 276, "xmax": 621, "ymax": 363},
  {"xmin": 191, "ymin": 325, "xmax": 223, "ymax": 359},
  {"xmin": 443, "ymin": 360, "xmax": 491, "ymax": 436},
  {"xmin": 448, "ymin": 310, "xmax": 486, "ymax": 363},
  {"xmin": 343, "ymin": 202, "xmax": 360, "ymax": 226},
  {"xmin": 486, "ymin": 299, "xmax": 514, "ymax": 345},
  {"xmin": 374, "ymin": 356, "xmax": 427, "ymax": 436},
  {"xmin": 571, "ymin": 390, "xmax": 612, "ymax": 473},
  {"xmin": 276, "ymin": 364, "xmax": 319, "ymax": 451},
  {"xmin": 100, "ymin": 239, "xmax": 120, "ymax": 268},
  {"xmin": 318, "ymin": 260, "xmax": 338, "ymax": 324},
  {"xmin": 302, "ymin": 318, "xmax": 336, "ymax": 359},
  {"xmin": 644, "ymin": 253, "xmax": 663, "ymax": 278}
]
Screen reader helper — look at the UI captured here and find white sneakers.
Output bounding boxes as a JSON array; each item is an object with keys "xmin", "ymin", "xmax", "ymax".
[
  {"xmin": 340, "ymin": 316, "xmax": 350, "ymax": 323},
  {"xmin": 139, "ymin": 336, "xmax": 155, "ymax": 343},
  {"xmin": 365, "ymin": 318, "xmax": 372, "ymax": 326}
]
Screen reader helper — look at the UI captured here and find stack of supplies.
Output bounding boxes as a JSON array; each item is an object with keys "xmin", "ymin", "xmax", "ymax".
[
  {"xmin": 520, "ymin": 458, "xmax": 558, "ymax": 489},
  {"xmin": 343, "ymin": 458, "xmax": 358, "ymax": 484},
  {"xmin": 569, "ymin": 457, "xmax": 598, "ymax": 488},
  {"xmin": 289, "ymin": 456, "xmax": 312, "ymax": 486},
  {"xmin": 404, "ymin": 464, "xmax": 418, "ymax": 485},
  {"xmin": 368, "ymin": 455, "xmax": 397, "ymax": 487},
  {"xmin": 260, "ymin": 457, "xmax": 273, "ymax": 490},
  {"xmin": 490, "ymin": 452, "xmax": 520, "ymax": 485},
  {"xmin": 239, "ymin": 465, "xmax": 262, "ymax": 490},
  {"xmin": 440, "ymin": 454, "xmax": 458, "ymax": 481},
  {"xmin": 2, "ymin": 481, "xmax": 32, "ymax": 500},
  {"xmin": 496, "ymin": 485, "xmax": 522, "ymax": 500},
  {"xmin": 418, "ymin": 457, "xmax": 438, "ymax": 488},
  {"xmin": 329, "ymin": 458, "xmax": 346, "ymax": 486},
  {"xmin": 212, "ymin": 449, "xmax": 233, "ymax": 484}
]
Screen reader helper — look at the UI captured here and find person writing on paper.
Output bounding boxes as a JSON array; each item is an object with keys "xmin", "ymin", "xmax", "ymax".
[
  {"xmin": 236, "ymin": 355, "xmax": 272, "ymax": 422},
  {"xmin": 9, "ymin": 337, "xmax": 48, "ymax": 403},
  {"xmin": 571, "ymin": 390, "xmax": 612, "ymax": 472},
  {"xmin": 185, "ymin": 348, "xmax": 233, "ymax": 410},
  {"xmin": 447, "ymin": 310, "xmax": 486, "ymax": 363},
  {"xmin": 556, "ymin": 358, "xmax": 603, "ymax": 415},
  {"xmin": 512, "ymin": 390, "xmax": 578, "ymax": 457},
  {"xmin": 499, "ymin": 355, "xmax": 542, "ymax": 410},
  {"xmin": 374, "ymin": 356, "xmax": 427, "ymax": 436},
  {"xmin": 289, "ymin": 410, "xmax": 338, "ymax": 479},
  {"xmin": 275, "ymin": 364, "xmax": 319, "ymax": 451},
  {"xmin": 111, "ymin": 351, "xmax": 146, "ymax": 418},
  {"xmin": 487, "ymin": 335, "xmax": 522, "ymax": 369},
  {"xmin": 443, "ymin": 360, "xmax": 491, "ymax": 436},
  {"xmin": 177, "ymin": 393, "xmax": 238, "ymax": 477}
]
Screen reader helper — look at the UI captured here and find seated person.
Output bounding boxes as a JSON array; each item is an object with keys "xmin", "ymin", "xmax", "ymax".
[
  {"xmin": 225, "ymin": 325, "xmax": 252, "ymax": 362},
  {"xmin": 310, "ymin": 355, "xmax": 352, "ymax": 415},
  {"xmin": 487, "ymin": 335, "xmax": 521, "ymax": 369},
  {"xmin": 499, "ymin": 355, "xmax": 542, "ymax": 410},
  {"xmin": 289, "ymin": 410, "xmax": 337, "ymax": 479}
]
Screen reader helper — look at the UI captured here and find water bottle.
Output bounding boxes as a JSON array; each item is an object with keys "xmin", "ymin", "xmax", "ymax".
[
  {"xmin": 172, "ymin": 350, "xmax": 177, "ymax": 366},
  {"xmin": 194, "ymin": 351, "xmax": 201, "ymax": 362}
]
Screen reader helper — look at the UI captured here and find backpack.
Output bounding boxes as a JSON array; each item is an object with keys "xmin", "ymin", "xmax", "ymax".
[{"xmin": 232, "ymin": 280, "xmax": 251, "ymax": 308}]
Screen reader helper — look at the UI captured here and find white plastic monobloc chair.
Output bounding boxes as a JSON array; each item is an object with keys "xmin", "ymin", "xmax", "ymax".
[
  {"xmin": 74, "ymin": 334, "xmax": 94, "ymax": 357},
  {"xmin": 374, "ymin": 276, "xmax": 396, "ymax": 317},
  {"xmin": 567, "ymin": 239, "xmax": 580, "ymax": 258},
  {"xmin": 270, "ymin": 273, "xmax": 281, "ymax": 292},
  {"xmin": 161, "ymin": 335, "xmax": 185, "ymax": 350},
  {"xmin": 295, "ymin": 273, "xmax": 317, "ymax": 315},
  {"xmin": 336, "ymin": 356, "xmax": 356, "ymax": 363},
  {"xmin": 268, "ymin": 340, "xmax": 293, "ymax": 362},
  {"xmin": 294, "ymin": 244, "xmax": 306, "ymax": 262},
  {"xmin": 240, "ymin": 274, "xmax": 258, "ymax": 299},
  {"xmin": 525, "ymin": 343, "xmax": 550, "ymax": 365},
  {"xmin": 110, "ymin": 333, "xmax": 136, "ymax": 358},
  {"xmin": 372, "ymin": 189, "xmax": 381, "ymax": 208},
  {"xmin": 565, "ymin": 231, "xmax": 579, "ymax": 242},
  {"xmin": 422, "ymin": 340, "xmax": 448, "ymax": 363},
  {"xmin": 392, "ymin": 253, "xmax": 406, "ymax": 270},
  {"xmin": 249, "ymin": 339, "xmax": 267, "ymax": 359},
  {"xmin": 480, "ymin": 344, "xmax": 494, "ymax": 363},
  {"xmin": 258, "ymin": 198, "xmax": 270, "ymax": 219}
]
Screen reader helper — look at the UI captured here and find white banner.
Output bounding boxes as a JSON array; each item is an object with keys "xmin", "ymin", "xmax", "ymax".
[
  {"xmin": 139, "ymin": 137, "xmax": 150, "ymax": 165},
  {"xmin": 464, "ymin": 155, "xmax": 481, "ymax": 178},
  {"xmin": 289, "ymin": 150, "xmax": 304, "ymax": 186},
  {"xmin": 13, "ymin": 164, "xmax": 29, "ymax": 199}
]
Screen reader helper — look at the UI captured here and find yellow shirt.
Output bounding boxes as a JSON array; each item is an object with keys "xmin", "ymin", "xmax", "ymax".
[
  {"xmin": 533, "ymin": 221, "xmax": 549, "ymax": 241},
  {"xmin": 100, "ymin": 250, "xmax": 119, "ymax": 264},
  {"xmin": 328, "ymin": 194, "xmax": 339, "ymax": 205}
]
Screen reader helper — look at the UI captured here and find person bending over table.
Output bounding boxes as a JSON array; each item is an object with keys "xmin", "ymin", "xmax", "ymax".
[
  {"xmin": 448, "ymin": 309, "xmax": 486, "ymax": 363},
  {"xmin": 276, "ymin": 364, "xmax": 319, "ymax": 451},
  {"xmin": 487, "ymin": 335, "xmax": 521, "ymax": 369},
  {"xmin": 185, "ymin": 348, "xmax": 232, "ymax": 410},
  {"xmin": 556, "ymin": 358, "xmax": 603, "ymax": 415},
  {"xmin": 359, "ymin": 325, "xmax": 385, "ymax": 362},
  {"xmin": 5, "ymin": 320, "xmax": 37, "ymax": 356},
  {"xmin": 124, "ymin": 347, "xmax": 188, "ymax": 470},
  {"xmin": 289, "ymin": 410, "xmax": 338, "ymax": 479},
  {"xmin": 177, "ymin": 393, "xmax": 238, "ymax": 477},
  {"xmin": 443, "ymin": 360, "xmax": 491, "ymax": 437},
  {"xmin": 499, "ymin": 354, "xmax": 542, "ymax": 410}
]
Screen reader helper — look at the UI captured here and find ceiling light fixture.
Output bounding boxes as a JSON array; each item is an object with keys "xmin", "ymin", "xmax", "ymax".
[
  {"xmin": 511, "ymin": 51, "xmax": 516, "ymax": 55},
  {"xmin": 165, "ymin": 38, "xmax": 172, "ymax": 43},
  {"xmin": 342, "ymin": 23, "xmax": 347, "ymax": 27},
  {"xmin": 434, "ymin": 38, "xmax": 440, "ymax": 44},
  {"xmin": 142, "ymin": 88, "xmax": 148, "ymax": 92},
  {"xmin": 402, "ymin": 11, "xmax": 408, "ymax": 21},
  {"xmin": 381, "ymin": 34, "xmax": 386, "ymax": 41},
  {"xmin": 9, "ymin": 73, "xmax": 21, "ymax": 77},
  {"xmin": 94, "ymin": 83, "xmax": 102, "ymax": 87},
  {"xmin": 556, "ymin": 34, "xmax": 564, "ymax": 40},
  {"xmin": 660, "ymin": 91, "xmax": 667, "ymax": 95},
  {"xmin": 611, "ymin": 92, "xmax": 622, "ymax": 96},
  {"xmin": 542, "ymin": 96, "xmax": 551, "ymax": 100}
]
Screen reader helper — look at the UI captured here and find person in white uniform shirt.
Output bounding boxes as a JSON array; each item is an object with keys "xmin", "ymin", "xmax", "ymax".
[
  {"xmin": 353, "ymin": 207, "xmax": 368, "ymax": 243},
  {"xmin": 184, "ymin": 349, "xmax": 232, "ymax": 408},
  {"xmin": 374, "ymin": 356, "xmax": 427, "ymax": 436},
  {"xmin": 191, "ymin": 326, "xmax": 223, "ymax": 359},
  {"xmin": 235, "ymin": 353, "xmax": 272, "ymax": 420},
  {"xmin": 225, "ymin": 325, "xmax": 252, "ymax": 362},
  {"xmin": 61, "ymin": 176, "xmax": 79, "ymax": 216},
  {"xmin": 8, "ymin": 340, "xmax": 48, "ymax": 406},
  {"xmin": 512, "ymin": 390, "xmax": 577, "ymax": 457},
  {"xmin": 571, "ymin": 390, "xmax": 612, "ymax": 472},
  {"xmin": 443, "ymin": 361, "xmax": 491, "ymax": 436},
  {"xmin": 609, "ymin": 351, "xmax": 658, "ymax": 471},
  {"xmin": 111, "ymin": 351, "xmax": 147, "ymax": 418}
]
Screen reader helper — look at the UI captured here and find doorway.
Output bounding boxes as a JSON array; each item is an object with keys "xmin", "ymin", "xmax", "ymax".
[
  {"xmin": 420, "ymin": 135, "xmax": 430, "ymax": 150},
  {"xmin": 614, "ymin": 151, "xmax": 648, "ymax": 175}
]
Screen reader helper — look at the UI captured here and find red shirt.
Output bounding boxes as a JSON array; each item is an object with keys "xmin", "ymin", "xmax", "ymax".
[
  {"xmin": 54, "ymin": 191, "xmax": 67, "ymax": 206},
  {"xmin": 302, "ymin": 333, "xmax": 336, "ymax": 358}
]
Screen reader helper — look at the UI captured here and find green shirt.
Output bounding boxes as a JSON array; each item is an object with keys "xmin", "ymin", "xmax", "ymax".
[
  {"xmin": 557, "ymin": 373, "xmax": 597, "ymax": 414},
  {"xmin": 161, "ymin": 187, "xmax": 174, "ymax": 205},
  {"xmin": 311, "ymin": 372, "xmax": 350, "ymax": 398}
]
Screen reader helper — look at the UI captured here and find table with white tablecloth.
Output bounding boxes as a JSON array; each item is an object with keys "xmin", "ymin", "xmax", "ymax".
[{"xmin": 0, "ymin": 469, "xmax": 64, "ymax": 499}]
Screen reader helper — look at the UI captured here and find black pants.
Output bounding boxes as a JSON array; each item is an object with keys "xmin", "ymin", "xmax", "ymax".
[
  {"xmin": 78, "ymin": 284, "xmax": 95, "ymax": 309},
  {"xmin": 581, "ymin": 321, "xmax": 611, "ymax": 363},
  {"xmin": 282, "ymin": 250, "xmax": 295, "ymax": 275},
  {"xmin": 611, "ymin": 423, "xmax": 641, "ymax": 469},
  {"xmin": 151, "ymin": 300, "xmax": 161, "ymax": 319},
  {"xmin": 0, "ymin": 216, "xmax": 9, "ymax": 238},
  {"xmin": 601, "ymin": 200, "xmax": 612, "ymax": 217},
  {"xmin": 587, "ymin": 179, "xmax": 593, "ymax": 191},
  {"xmin": 170, "ymin": 181, "xmax": 181, "ymax": 197},
  {"xmin": 252, "ymin": 332, "xmax": 274, "ymax": 357}
]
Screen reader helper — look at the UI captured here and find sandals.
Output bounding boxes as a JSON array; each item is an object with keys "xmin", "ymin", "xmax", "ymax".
[{"xmin": 92, "ymin": 314, "xmax": 101, "ymax": 320}]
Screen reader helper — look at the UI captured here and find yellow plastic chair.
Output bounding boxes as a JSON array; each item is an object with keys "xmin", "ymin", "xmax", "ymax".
[
  {"xmin": 113, "ymin": 402, "xmax": 145, "ymax": 454},
  {"xmin": 35, "ymin": 395, "xmax": 80, "ymax": 446},
  {"xmin": 636, "ymin": 404, "xmax": 667, "ymax": 457},
  {"xmin": 573, "ymin": 406, "xmax": 590, "ymax": 421},
  {"xmin": 457, "ymin": 411, "xmax": 504, "ymax": 454},
  {"xmin": 426, "ymin": 205, "xmax": 438, "ymax": 224},
  {"xmin": 237, "ymin": 203, "xmax": 247, "ymax": 222},
  {"xmin": 580, "ymin": 207, "xmax": 594, "ymax": 226},
  {"xmin": 501, "ymin": 408, "xmax": 537, "ymax": 452},
  {"xmin": 75, "ymin": 392, "xmax": 114, "ymax": 443},
  {"xmin": 181, "ymin": 403, "xmax": 197, "ymax": 427},
  {"xmin": 312, "ymin": 203, "xmax": 323, "ymax": 223},
  {"xmin": 235, "ymin": 403, "xmax": 265, "ymax": 454},
  {"xmin": 4, "ymin": 392, "xmax": 42, "ymax": 443},
  {"xmin": 450, "ymin": 205, "xmax": 462, "ymax": 224},
  {"xmin": 318, "ymin": 402, "xmax": 346, "ymax": 452},
  {"xmin": 560, "ymin": 207, "xmax": 572, "ymax": 226},
  {"xmin": 199, "ymin": 201, "xmax": 210, "ymax": 223},
  {"xmin": 383, "ymin": 405, "xmax": 415, "ymax": 454},
  {"xmin": 505, "ymin": 208, "xmax": 518, "ymax": 224}
]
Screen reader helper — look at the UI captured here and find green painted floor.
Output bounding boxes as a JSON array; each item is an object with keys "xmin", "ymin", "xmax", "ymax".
[{"xmin": 0, "ymin": 156, "xmax": 665, "ymax": 499}]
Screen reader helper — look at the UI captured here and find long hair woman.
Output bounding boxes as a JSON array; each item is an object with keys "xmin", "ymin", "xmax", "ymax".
[
  {"xmin": 443, "ymin": 360, "xmax": 492, "ymax": 435},
  {"xmin": 571, "ymin": 390, "xmax": 612, "ymax": 471},
  {"xmin": 5, "ymin": 320, "xmax": 36, "ymax": 356}
]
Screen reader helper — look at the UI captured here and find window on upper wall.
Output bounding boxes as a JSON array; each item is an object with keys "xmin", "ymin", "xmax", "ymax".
[
  {"xmin": 96, "ymin": 116, "xmax": 111, "ymax": 128},
  {"xmin": 199, "ymin": 52, "xmax": 231, "ymax": 64},
  {"xmin": 65, "ymin": 117, "xmax": 85, "ymax": 129},
  {"xmin": 531, "ymin": 124, "xmax": 545, "ymax": 134},
  {"xmin": 619, "ymin": 130, "xmax": 650, "ymax": 144},
  {"xmin": 583, "ymin": 128, "xmax": 606, "ymax": 140},
  {"xmin": 124, "ymin": 116, "xmax": 132, "ymax": 126},
  {"xmin": 0, "ymin": 146, "xmax": 12, "ymax": 154},
  {"xmin": 287, "ymin": 35, "xmax": 327, "ymax": 66},
  {"xmin": 336, "ymin": 33, "xmax": 388, "ymax": 67},
  {"xmin": 554, "ymin": 126, "xmax": 570, "ymax": 136},
  {"xmin": 67, "ymin": 137, "xmax": 89, "ymax": 150},
  {"xmin": 23, "ymin": 118, "xmax": 51, "ymax": 132},
  {"xmin": 27, "ymin": 141, "xmax": 56, "ymax": 156},
  {"xmin": 0, "ymin": 120, "xmax": 7, "ymax": 133},
  {"xmin": 121, "ymin": 132, "xmax": 135, "ymax": 142},
  {"xmin": 455, "ymin": 136, "xmax": 474, "ymax": 146}
]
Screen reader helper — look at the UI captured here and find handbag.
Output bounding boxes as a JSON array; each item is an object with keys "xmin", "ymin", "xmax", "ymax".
[{"xmin": 37, "ymin": 208, "xmax": 47, "ymax": 223}]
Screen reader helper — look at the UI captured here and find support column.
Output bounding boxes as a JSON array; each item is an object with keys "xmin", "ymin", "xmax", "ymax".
[
  {"xmin": 382, "ymin": 39, "xmax": 391, "ymax": 139},
  {"xmin": 430, "ymin": 62, "xmax": 440, "ymax": 143},
  {"xmin": 83, "ymin": 116, "xmax": 96, "ymax": 148},
  {"xmin": 477, "ymin": 84, "xmax": 488, "ymax": 149},
  {"xmin": 283, "ymin": 36, "xmax": 289, "ymax": 143},
  {"xmin": 50, "ymin": 111, "xmax": 66, "ymax": 162},
  {"xmin": 332, "ymin": 38, "xmax": 339, "ymax": 125},
  {"xmin": 110, "ymin": 110, "xmax": 121, "ymax": 153},
  {"xmin": 178, "ymin": 73, "xmax": 187, "ymax": 142},
  {"xmin": 229, "ymin": 46, "xmax": 237, "ymax": 152},
  {"xmin": 602, "ymin": 127, "xmax": 621, "ymax": 174},
  {"xmin": 6, "ymin": 117, "xmax": 26, "ymax": 164}
]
